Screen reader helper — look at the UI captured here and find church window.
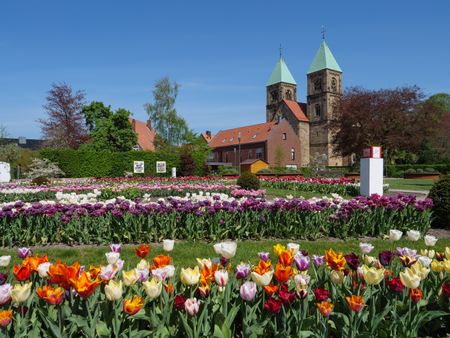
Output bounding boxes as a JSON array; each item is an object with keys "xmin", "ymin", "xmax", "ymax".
[
  {"xmin": 282, "ymin": 133, "xmax": 287, "ymax": 140},
  {"xmin": 286, "ymin": 89, "xmax": 292, "ymax": 100},
  {"xmin": 314, "ymin": 79, "xmax": 322, "ymax": 91},
  {"xmin": 331, "ymin": 78, "xmax": 337, "ymax": 92},
  {"xmin": 271, "ymin": 91, "xmax": 278, "ymax": 102},
  {"xmin": 315, "ymin": 104, "xmax": 321, "ymax": 117},
  {"xmin": 291, "ymin": 148, "xmax": 295, "ymax": 161}
]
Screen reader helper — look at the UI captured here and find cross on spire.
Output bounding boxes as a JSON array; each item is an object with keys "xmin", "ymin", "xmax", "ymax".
[{"xmin": 321, "ymin": 25, "xmax": 326, "ymax": 40}]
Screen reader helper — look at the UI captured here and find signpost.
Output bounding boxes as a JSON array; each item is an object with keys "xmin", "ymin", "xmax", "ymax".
[
  {"xmin": 360, "ymin": 146, "xmax": 383, "ymax": 196},
  {"xmin": 133, "ymin": 161, "xmax": 145, "ymax": 174},
  {"xmin": 156, "ymin": 161, "xmax": 167, "ymax": 174}
]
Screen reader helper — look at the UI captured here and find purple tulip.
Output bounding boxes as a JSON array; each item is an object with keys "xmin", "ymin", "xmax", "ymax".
[
  {"xmin": 18, "ymin": 247, "xmax": 32, "ymax": 259},
  {"xmin": 235, "ymin": 263, "xmax": 250, "ymax": 279},
  {"xmin": 313, "ymin": 255, "xmax": 324, "ymax": 267},
  {"xmin": 344, "ymin": 252, "xmax": 360, "ymax": 270},
  {"xmin": 258, "ymin": 252, "xmax": 270, "ymax": 262},
  {"xmin": 137, "ymin": 268, "xmax": 150, "ymax": 282},
  {"xmin": 0, "ymin": 273, "xmax": 7, "ymax": 285},
  {"xmin": 240, "ymin": 281, "xmax": 257, "ymax": 301},
  {"xmin": 379, "ymin": 250, "xmax": 394, "ymax": 267},
  {"xmin": 294, "ymin": 254, "xmax": 310, "ymax": 271},
  {"xmin": 110, "ymin": 244, "xmax": 122, "ymax": 253}
]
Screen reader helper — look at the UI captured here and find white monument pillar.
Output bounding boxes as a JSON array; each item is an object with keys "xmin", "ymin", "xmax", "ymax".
[
  {"xmin": 360, "ymin": 146, "xmax": 384, "ymax": 196},
  {"xmin": 171, "ymin": 167, "xmax": 177, "ymax": 178}
]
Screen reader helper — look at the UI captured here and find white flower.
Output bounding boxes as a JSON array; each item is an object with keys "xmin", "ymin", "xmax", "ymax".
[
  {"xmin": 0, "ymin": 256, "xmax": 11, "ymax": 267},
  {"xmin": 424, "ymin": 235, "xmax": 438, "ymax": 247},
  {"xmin": 137, "ymin": 259, "xmax": 149, "ymax": 271},
  {"xmin": 294, "ymin": 273, "xmax": 311, "ymax": 286},
  {"xmin": 37, "ymin": 262, "xmax": 52, "ymax": 278},
  {"xmin": 389, "ymin": 230, "xmax": 403, "ymax": 241},
  {"xmin": 406, "ymin": 230, "xmax": 420, "ymax": 241},
  {"xmin": 163, "ymin": 239, "xmax": 174, "ymax": 252},
  {"xmin": 359, "ymin": 242, "xmax": 374, "ymax": 254},
  {"xmin": 213, "ymin": 242, "xmax": 237, "ymax": 259},
  {"xmin": 163, "ymin": 265, "xmax": 175, "ymax": 278},
  {"xmin": 105, "ymin": 252, "xmax": 120, "ymax": 265},
  {"xmin": 417, "ymin": 256, "xmax": 432, "ymax": 268},
  {"xmin": 214, "ymin": 269, "xmax": 229, "ymax": 287},
  {"xmin": 287, "ymin": 243, "xmax": 300, "ymax": 255}
]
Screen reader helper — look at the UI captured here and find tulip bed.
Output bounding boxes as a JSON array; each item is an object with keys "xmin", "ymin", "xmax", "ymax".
[
  {"xmin": 0, "ymin": 194, "xmax": 432, "ymax": 246},
  {"xmin": 0, "ymin": 239, "xmax": 448, "ymax": 337}
]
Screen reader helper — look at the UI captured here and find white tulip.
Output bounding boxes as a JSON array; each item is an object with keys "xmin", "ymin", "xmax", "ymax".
[
  {"xmin": 424, "ymin": 235, "xmax": 438, "ymax": 247},
  {"xmin": 359, "ymin": 242, "xmax": 374, "ymax": 254},
  {"xmin": 163, "ymin": 239, "xmax": 175, "ymax": 252},
  {"xmin": 37, "ymin": 262, "xmax": 52, "ymax": 278},
  {"xmin": 287, "ymin": 243, "xmax": 300, "ymax": 255},
  {"xmin": 163, "ymin": 265, "xmax": 175, "ymax": 278},
  {"xmin": 0, "ymin": 256, "xmax": 11, "ymax": 267},
  {"xmin": 406, "ymin": 230, "xmax": 420, "ymax": 241},
  {"xmin": 417, "ymin": 256, "xmax": 432, "ymax": 268},
  {"xmin": 213, "ymin": 242, "xmax": 237, "ymax": 259},
  {"xmin": 389, "ymin": 230, "xmax": 403, "ymax": 241},
  {"xmin": 105, "ymin": 252, "xmax": 120, "ymax": 265}
]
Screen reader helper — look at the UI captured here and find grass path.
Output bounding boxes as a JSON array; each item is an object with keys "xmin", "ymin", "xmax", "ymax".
[
  {"xmin": 2, "ymin": 237, "xmax": 449, "ymax": 268},
  {"xmin": 385, "ymin": 178, "xmax": 436, "ymax": 191}
]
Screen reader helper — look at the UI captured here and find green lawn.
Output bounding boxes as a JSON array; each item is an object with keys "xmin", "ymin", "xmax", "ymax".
[
  {"xmin": 385, "ymin": 178, "xmax": 436, "ymax": 191},
  {"xmin": 2, "ymin": 238, "xmax": 449, "ymax": 268},
  {"xmin": 264, "ymin": 187, "xmax": 351, "ymax": 199}
]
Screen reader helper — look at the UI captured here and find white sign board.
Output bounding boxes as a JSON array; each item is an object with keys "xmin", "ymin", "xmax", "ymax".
[
  {"xmin": 0, "ymin": 162, "xmax": 11, "ymax": 183},
  {"xmin": 156, "ymin": 161, "xmax": 167, "ymax": 174},
  {"xmin": 133, "ymin": 161, "xmax": 145, "ymax": 174}
]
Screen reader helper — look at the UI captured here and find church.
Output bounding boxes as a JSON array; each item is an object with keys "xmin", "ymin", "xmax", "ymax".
[{"xmin": 206, "ymin": 39, "xmax": 350, "ymax": 169}]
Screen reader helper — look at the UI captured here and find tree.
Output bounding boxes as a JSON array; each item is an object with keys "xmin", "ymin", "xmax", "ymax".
[
  {"xmin": 81, "ymin": 101, "xmax": 137, "ymax": 152},
  {"xmin": 39, "ymin": 83, "xmax": 88, "ymax": 149},
  {"xmin": 179, "ymin": 147, "xmax": 196, "ymax": 176},
  {"xmin": 25, "ymin": 158, "xmax": 65, "ymax": 179},
  {"xmin": 144, "ymin": 77, "xmax": 191, "ymax": 146},
  {"xmin": 330, "ymin": 86, "xmax": 428, "ymax": 163}
]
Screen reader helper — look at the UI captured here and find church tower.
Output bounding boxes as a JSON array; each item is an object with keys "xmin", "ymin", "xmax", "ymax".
[
  {"xmin": 266, "ymin": 57, "xmax": 297, "ymax": 122},
  {"xmin": 307, "ymin": 40, "xmax": 345, "ymax": 166}
]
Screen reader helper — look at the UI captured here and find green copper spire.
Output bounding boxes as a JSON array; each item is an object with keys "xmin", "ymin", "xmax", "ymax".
[
  {"xmin": 266, "ymin": 57, "xmax": 297, "ymax": 86},
  {"xmin": 307, "ymin": 40, "xmax": 342, "ymax": 74}
]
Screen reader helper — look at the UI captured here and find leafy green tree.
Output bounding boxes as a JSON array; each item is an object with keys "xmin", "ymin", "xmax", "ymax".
[
  {"xmin": 81, "ymin": 102, "xmax": 137, "ymax": 152},
  {"xmin": 144, "ymin": 77, "xmax": 191, "ymax": 146}
]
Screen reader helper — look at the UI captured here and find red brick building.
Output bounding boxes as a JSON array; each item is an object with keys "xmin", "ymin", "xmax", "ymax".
[{"xmin": 129, "ymin": 118, "xmax": 157, "ymax": 151}]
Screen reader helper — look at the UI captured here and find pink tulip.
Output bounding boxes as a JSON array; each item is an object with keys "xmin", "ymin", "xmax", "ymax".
[
  {"xmin": 240, "ymin": 281, "xmax": 257, "ymax": 301},
  {"xmin": 184, "ymin": 297, "xmax": 200, "ymax": 316}
]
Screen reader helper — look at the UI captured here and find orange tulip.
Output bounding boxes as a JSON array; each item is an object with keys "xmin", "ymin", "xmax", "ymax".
[
  {"xmin": 152, "ymin": 255, "xmax": 172, "ymax": 269},
  {"xmin": 264, "ymin": 283, "xmax": 279, "ymax": 296},
  {"xmin": 70, "ymin": 271, "xmax": 101, "ymax": 298},
  {"xmin": 123, "ymin": 295, "xmax": 145, "ymax": 315},
  {"xmin": 198, "ymin": 284, "xmax": 211, "ymax": 298},
  {"xmin": 48, "ymin": 260, "xmax": 81, "ymax": 290},
  {"xmin": 409, "ymin": 288, "xmax": 423, "ymax": 304},
  {"xmin": 253, "ymin": 259, "xmax": 272, "ymax": 275},
  {"xmin": 274, "ymin": 264, "xmax": 292, "ymax": 283},
  {"xmin": 325, "ymin": 249, "xmax": 347, "ymax": 271},
  {"xmin": 278, "ymin": 250, "xmax": 294, "ymax": 266},
  {"xmin": 316, "ymin": 301, "xmax": 334, "ymax": 317},
  {"xmin": 164, "ymin": 283, "xmax": 174, "ymax": 294},
  {"xmin": 0, "ymin": 310, "xmax": 13, "ymax": 328},
  {"xmin": 37, "ymin": 285, "xmax": 65, "ymax": 305},
  {"xmin": 23, "ymin": 254, "xmax": 48, "ymax": 272},
  {"xmin": 346, "ymin": 295, "xmax": 365, "ymax": 313},
  {"xmin": 200, "ymin": 263, "xmax": 218, "ymax": 287},
  {"xmin": 135, "ymin": 244, "xmax": 150, "ymax": 259},
  {"xmin": 13, "ymin": 264, "xmax": 31, "ymax": 281},
  {"xmin": 89, "ymin": 265, "xmax": 101, "ymax": 280}
]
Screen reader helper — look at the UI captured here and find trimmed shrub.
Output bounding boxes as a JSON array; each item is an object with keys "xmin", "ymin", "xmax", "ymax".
[
  {"xmin": 428, "ymin": 176, "xmax": 450, "ymax": 229},
  {"xmin": 237, "ymin": 172, "xmax": 260, "ymax": 190},
  {"xmin": 31, "ymin": 176, "xmax": 50, "ymax": 186}
]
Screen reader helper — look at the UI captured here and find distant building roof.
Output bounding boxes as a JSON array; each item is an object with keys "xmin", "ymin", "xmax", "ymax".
[
  {"xmin": 307, "ymin": 40, "xmax": 342, "ymax": 74},
  {"xmin": 201, "ymin": 131, "xmax": 214, "ymax": 143},
  {"xmin": 240, "ymin": 158, "xmax": 268, "ymax": 165},
  {"xmin": 283, "ymin": 100, "xmax": 309, "ymax": 122},
  {"xmin": 209, "ymin": 121, "xmax": 276, "ymax": 148},
  {"xmin": 1, "ymin": 137, "xmax": 45, "ymax": 150},
  {"xmin": 129, "ymin": 118, "xmax": 156, "ymax": 151},
  {"xmin": 266, "ymin": 57, "xmax": 297, "ymax": 86}
]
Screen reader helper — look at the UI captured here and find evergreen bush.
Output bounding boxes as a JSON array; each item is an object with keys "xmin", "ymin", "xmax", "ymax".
[
  {"xmin": 428, "ymin": 175, "xmax": 450, "ymax": 229},
  {"xmin": 237, "ymin": 172, "xmax": 260, "ymax": 190}
]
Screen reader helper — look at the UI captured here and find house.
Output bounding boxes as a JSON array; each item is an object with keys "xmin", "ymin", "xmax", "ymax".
[
  {"xmin": 129, "ymin": 118, "xmax": 156, "ymax": 151},
  {"xmin": 1, "ymin": 137, "xmax": 45, "ymax": 150}
]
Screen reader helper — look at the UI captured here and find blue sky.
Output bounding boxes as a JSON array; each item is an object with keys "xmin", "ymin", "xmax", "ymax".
[{"xmin": 1, "ymin": 1, "xmax": 449, "ymax": 138}]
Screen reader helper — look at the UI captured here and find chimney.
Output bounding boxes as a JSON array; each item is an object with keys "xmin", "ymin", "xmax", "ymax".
[
  {"xmin": 206, "ymin": 130, "xmax": 211, "ymax": 138},
  {"xmin": 131, "ymin": 118, "xmax": 136, "ymax": 130},
  {"xmin": 147, "ymin": 120, "xmax": 152, "ymax": 130}
]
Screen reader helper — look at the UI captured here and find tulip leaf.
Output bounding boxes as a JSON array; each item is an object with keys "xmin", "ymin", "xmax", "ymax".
[{"xmin": 95, "ymin": 321, "xmax": 111, "ymax": 337}]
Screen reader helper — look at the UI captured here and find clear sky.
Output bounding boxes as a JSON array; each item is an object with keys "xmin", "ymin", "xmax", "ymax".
[{"xmin": 1, "ymin": 1, "xmax": 449, "ymax": 138}]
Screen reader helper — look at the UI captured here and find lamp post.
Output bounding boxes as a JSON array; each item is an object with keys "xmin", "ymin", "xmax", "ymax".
[{"xmin": 238, "ymin": 132, "xmax": 241, "ymax": 176}]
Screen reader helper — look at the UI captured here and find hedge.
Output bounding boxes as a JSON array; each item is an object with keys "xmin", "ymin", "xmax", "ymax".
[
  {"xmin": 386, "ymin": 164, "xmax": 450, "ymax": 177},
  {"xmin": 39, "ymin": 149, "xmax": 186, "ymax": 178}
]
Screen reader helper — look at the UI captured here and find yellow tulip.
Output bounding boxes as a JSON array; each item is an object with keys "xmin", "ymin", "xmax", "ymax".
[
  {"xmin": 420, "ymin": 249, "xmax": 435, "ymax": 259},
  {"xmin": 445, "ymin": 247, "xmax": 450, "ymax": 260},
  {"xmin": 180, "ymin": 267, "xmax": 200, "ymax": 286},
  {"xmin": 362, "ymin": 265, "xmax": 384, "ymax": 285},
  {"xmin": 143, "ymin": 279, "xmax": 162, "ymax": 300},
  {"xmin": 431, "ymin": 260, "xmax": 444, "ymax": 273},
  {"xmin": 443, "ymin": 260, "xmax": 450, "ymax": 273},
  {"xmin": 122, "ymin": 269, "xmax": 139, "ymax": 286},
  {"xmin": 410, "ymin": 261, "xmax": 430, "ymax": 280},
  {"xmin": 400, "ymin": 268, "xmax": 421, "ymax": 289},
  {"xmin": 136, "ymin": 259, "xmax": 149, "ymax": 271},
  {"xmin": 250, "ymin": 270, "xmax": 273, "ymax": 286},
  {"xmin": 10, "ymin": 282, "xmax": 32, "ymax": 304},
  {"xmin": 330, "ymin": 270, "xmax": 345, "ymax": 285},
  {"xmin": 196, "ymin": 258, "xmax": 212, "ymax": 270},
  {"xmin": 364, "ymin": 255, "xmax": 377, "ymax": 266},
  {"xmin": 273, "ymin": 244, "xmax": 286, "ymax": 256},
  {"xmin": 105, "ymin": 280, "xmax": 123, "ymax": 301}
]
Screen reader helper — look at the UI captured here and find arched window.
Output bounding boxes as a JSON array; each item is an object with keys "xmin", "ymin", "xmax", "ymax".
[
  {"xmin": 285, "ymin": 89, "xmax": 292, "ymax": 100},
  {"xmin": 331, "ymin": 77, "xmax": 337, "ymax": 92},
  {"xmin": 314, "ymin": 79, "xmax": 322, "ymax": 91},
  {"xmin": 315, "ymin": 104, "xmax": 321, "ymax": 117},
  {"xmin": 291, "ymin": 148, "xmax": 295, "ymax": 161}
]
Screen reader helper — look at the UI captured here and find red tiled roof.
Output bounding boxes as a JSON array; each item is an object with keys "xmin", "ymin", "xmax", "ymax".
[
  {"xmin": 129, "ymin": 118, "xmax": 156, "ymax": 151},
  {"xmin": 209, "ymin": 121, "xmax": 276, "ymax": 148},
  {"xmin": 283, "ymin": 100, "xmax": 309, "ymax": 122}
]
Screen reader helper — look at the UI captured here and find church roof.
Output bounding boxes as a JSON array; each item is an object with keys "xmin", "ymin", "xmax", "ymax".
[
  {"xmin": 282, "ymin": 100, "xmax": 309, "ymax": 122},
  {"xmin": 307, "ymin": 40, "xmax": 342, "ymax": 74},
  {"xmin": 266, "ymin": 57, "xmax": 297, "ymax": 86}
]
